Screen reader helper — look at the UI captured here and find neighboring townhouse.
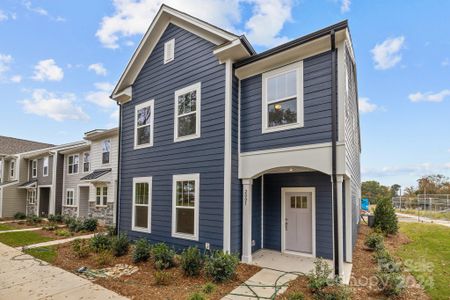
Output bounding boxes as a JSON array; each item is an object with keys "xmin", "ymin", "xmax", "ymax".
[
  {"xmin": 0, "ymin": 136, "xmax": 53, "ymax": 218},
  {"xmin": 111, "ymin": 5, "xmax": 361, "ymax": 278},
  {"xmin": 61, "ymin": 128, "xmax": 118, "ymax": 225}
]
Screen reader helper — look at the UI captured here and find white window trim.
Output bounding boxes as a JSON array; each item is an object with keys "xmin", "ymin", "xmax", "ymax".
[
  {"xmin": 27, "ymin": 189, "xmax": 36, "ymax": 204},
  {"xmin": 95, "ymin": 186, "xmax": 108, "ymax": 207},
  {"xmin": 65, "ymin": 188, "xmax": 76, "ymax": 207},
  {"xmin": 134, "ymin": 99, "xmax": 154, "ymax": 149},
  {"xmin": 261, "ymin": 61, "xmax": 304, "ymax": 134},
  {"xmin": 102, "ymin": 139, "xmax": 111, "ymax": 165},
  {"xmin": 171, "ymin": 173, "xmax": 200, "ymax": 241},
  {"xmin": 9, "ymin": 160, "xmax": 15, "ymax": 180},
  {"xmin": 132, "ymin": 177, "xmax": 152, "ymax": 233},
  {"xmin": 67, "ymin": 154, "xmax": 79, "ymax": 175},
  {"xmin": 164, "ymin": 38, "xmax": 175, "ymax": 64},
  {"xmin": 31, "ymin": 159, "xmax": 38, "ymax": 178},
  {"xmin": 174, "ymin": 82, "xmax": 201, "ymax": 142},
  {"xmin": 43, "ymin": 157, "xmax": 49, "ymax": 177},
  {"xmin": 83, "ymin": 152, "xmax": 90, "ymax": 173}
]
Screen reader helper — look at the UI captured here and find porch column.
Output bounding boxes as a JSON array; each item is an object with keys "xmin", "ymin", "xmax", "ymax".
[
  {"xmin": 242, "ymin": 179, "xmax": 253, "ymax": 263},
  {"xmin": 335, "ymin": 175, "xmax": 344, "ymax": 277}
]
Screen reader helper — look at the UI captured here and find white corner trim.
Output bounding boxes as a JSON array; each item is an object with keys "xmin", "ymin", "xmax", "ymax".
[
  {"xmin": 261, "ymin": 61, "xmax": 304, "ymax": 134},
  {"xmin": 337, "ymin": 40, "xmax": 346, "ymax": 142},
  {"xmin": 281, "ymin": 187, "xmax": 316, "ymax": 258},
  {"xmin": 223, "ymin": 59, "xmax": 232, "ymax": 253},
  {"xmin": 174, "ymin": 82, "xmax": 201, "ymax": 142},
  {"xmin": 131, "ymin": 176, "xmax": 152, "ymax": 233},
  {"xmin": 171, "ymin": 173, "xmax": 200, "ymax": 241},
  {"xmin": 134, "ymin": 99, "xmax": 155, "ymax": 150}
]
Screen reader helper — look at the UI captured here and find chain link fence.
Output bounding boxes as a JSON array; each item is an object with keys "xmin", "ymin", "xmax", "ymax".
[{"xmin": 392, "ymin": 194, "xmax": 450, "ymax": 211}]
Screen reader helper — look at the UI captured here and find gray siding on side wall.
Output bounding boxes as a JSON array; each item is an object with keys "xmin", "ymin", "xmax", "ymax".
[
  {"xmin": 28, "ymin": 156, "xmax": 53, "ymax": 185},
  {"xmin": 55, "ymin": 153, "xmax": 64, "ymax": 214},
  {"xmin": 119, "ymin": 23, "xmax": 226, "ymax": 251},
  {"xmin": 240, "ymin": 51, "xmax": 333, "ymax": 153},
  {"xmin": 263, "ymin": 172, "xmax": 333, "ymax": 259}
]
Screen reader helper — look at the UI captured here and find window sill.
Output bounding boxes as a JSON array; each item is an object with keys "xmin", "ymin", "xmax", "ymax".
[
  {"xmin": 132, "ymin": 226, "xmax": 151, "ymax": 233},
  {"xmin": 174, "ymin": 134, "xmax": 200, "ymax": 143},
  {"xmin": 172, "ymin": 232, "xmax": 198, "ymax": 241},
  {"xmin": 134, "ymin": 143, "xmax": 153, "ymax": 150},
  {"xmin": 63, "ymin": 205, "xmax": 77, "ymax": 208},
  {"xmin": 262, "ymin": 122, "xmax": 304, "ymax": 134},
  {"xmin": 95, "ymin": 205, "xmax": 108, "ymax": 208}
]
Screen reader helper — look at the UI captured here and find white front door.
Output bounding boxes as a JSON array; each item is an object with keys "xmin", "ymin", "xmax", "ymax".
[{"xmin": 284, "ymin": 190, "xmax": 313, "ymax": 254}]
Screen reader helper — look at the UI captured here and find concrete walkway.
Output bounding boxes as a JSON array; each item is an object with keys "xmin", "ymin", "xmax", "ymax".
[
  {"xmin": 396, "ymin": 212, "xmax": 450, "ymax": 227},
  {"xmin": 0, "ymin": 227, "xmax": 42, "ymax": 234},
  {"xmin": 0, "ymin": 242, "xmax": 128, "ymax": 300},
  {"xmin": 19, "ymin": 233, "xmax": 96, "ymax": 250}
]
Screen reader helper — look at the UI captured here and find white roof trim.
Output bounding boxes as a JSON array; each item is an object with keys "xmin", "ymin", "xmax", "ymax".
[{"xmin": 111, "ymin": 5, "xmax": 237, "ymax": 102}]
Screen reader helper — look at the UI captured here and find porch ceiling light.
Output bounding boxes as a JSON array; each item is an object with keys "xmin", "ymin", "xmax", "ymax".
[
  {"xmin": 274, "ymin": 103, "xmax": 282, "ymax": 110},
  {"xmin": 289, "ymin": 168, "xmax": 294, "ymax": 172}
]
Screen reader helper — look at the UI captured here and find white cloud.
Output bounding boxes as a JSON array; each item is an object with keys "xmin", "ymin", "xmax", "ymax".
[
  {"xmin": 0, "ymin": 10, "xmax": 8, "ymax": 22},
  {"xmin": 0, "ymin": 54, "xmax": 13, "ymax": 76},
  {"xmin": 371, "ymin": 36, "xmax": 405, "ymax": 70},
  {"xmin": 408, "ymin": 89, "xmax": 450, "ymax": 103},
  {"xmin": 359, "ymin": 97, "xmax": 378, "ymax": 113},
  {"xmin": 10, "ymin": 75, "xmax": 22, "ymax": 83},
  {"xmin": 20, "ymin": 89, "xmax": 89, "ymax": 121},
  {"xmin": 96, "ymin": 0, "xmax": 294, "ymax": 49},
  {"xmin": 442, "ymin": 58, "xmax": 449, "ymax": 67},
  {"xmin": 23, "ymin": 1, "xmax": 65, "ymax": 21},
  {"xmin": 86, "ymin": 82, "xmax": 115, "ymax": 108},
  {"xmin": 362, "ymin": 163, "xmax": 450, "ymax": 178},
  {"xmin": 32, "ymin": 59, "xmax": 64, "ymax": 81},
  {"xmin": 340, "ymin": 0, "xmax": 351, "ymax": 13},
  {"xmin": 88, "ymin": 63, "xmax": 107, "ymax": 76},
  {"xmin": 110, "ymin": 108, "xmax": 119, "ymax": 121}
]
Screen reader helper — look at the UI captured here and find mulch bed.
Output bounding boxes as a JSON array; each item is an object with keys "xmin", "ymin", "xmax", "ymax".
[
  {"xmin": 50, "ymin": 242, "xmax": 261, "ymax": 300},
  {"xmin": 1, "ymin": 221, "xmax": 44, "ymax": 230},
  {"xmin": 277, "ymin": 224, "xmax": 430, "ymax": 300}
]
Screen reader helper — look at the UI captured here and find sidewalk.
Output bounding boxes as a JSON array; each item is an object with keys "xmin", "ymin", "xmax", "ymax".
[
  {"xmin": 396, "ymin": 212, "xmax": 450, "ymax": 228},
  {"xmin": 19, "ymin": 233, "xmax": 96, "ymax": 250},
  {"xmin": 0, "ymin": 242, "xmax": 128, "ymax": 300}
]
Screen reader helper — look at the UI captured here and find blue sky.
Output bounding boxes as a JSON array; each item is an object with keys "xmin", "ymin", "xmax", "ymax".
[{"xmin": 0, "ymin": 0, "xmax": 449, "ymax": 189}]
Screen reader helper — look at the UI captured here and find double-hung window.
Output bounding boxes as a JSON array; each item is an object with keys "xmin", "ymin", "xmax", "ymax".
[
  {"xmin": 172, "ymin": 174, "xmax": 199, "ymax": 240},
  {"xmin": 132, "ymin": 177, "xmax": 152, "ymax": 232},
  {"xmin": 102, "ymin": 140, "xmax": 111, "ymax": 164},
  {"xmin": 134, "ymin": 100, "xmax": 154, "ymax": 149},
  {"xmin": 31, "ymin": 160, "xmax": 37, "ymax": 178},
  {"xmin": 96, "ymin": 186, "xmax": 108, "ymax": 206},
  {"xmin": 66, "ymin": 189, "xmax": 75, "ymax": 206},
  {"xmin": 174, "ymin": 82, "xmax": 201, "ymax": 142},
  {"xmin": 262, "ymin": 62, "xmax": 304, "ymax": 133},
  {"xmin": 27, "ymin": 189, "xmax": 36, "ymax": 204},
  {"xmin": 9, "ymin": 160, "xmax": 15, "ymax": 180},
  {"xmin": 43, "ymin": 157, "xmax": 49, "ymax": 177},
  {"xmin": 83, "ymin": 152, "xmax": 90, "ymax": 173},
  {"xmin": 68, "ymin": 155, "xmax": 79, "ymax": 174}
]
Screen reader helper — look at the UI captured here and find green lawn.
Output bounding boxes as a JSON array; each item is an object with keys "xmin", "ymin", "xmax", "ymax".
[
  {"xmin": 24, "ymin": 246, "xmax": 57, "ymax": 263},
  {"xmin": 394, "ymin": 223, "xmax": 450, "ymax": 300},
  {"xmin": 0, "ymin": 231, "xmax": 54, "ymax": 247},
  {"xmin": 0, "ymin": 224, "xmax": 14, "ymax": 231}
]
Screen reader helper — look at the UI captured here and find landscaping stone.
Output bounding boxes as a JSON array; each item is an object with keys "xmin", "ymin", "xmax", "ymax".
[{"xmin": 78, "ymin": 264, "xmax": 139, "ymax": 280}]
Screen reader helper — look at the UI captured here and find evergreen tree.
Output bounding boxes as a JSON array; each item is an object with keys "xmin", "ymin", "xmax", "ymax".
[{"xmin": 374, "ymin": 198, "xmax": 398, "ymax": 235}]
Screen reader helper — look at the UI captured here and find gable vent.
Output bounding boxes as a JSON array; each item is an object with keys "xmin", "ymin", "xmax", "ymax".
[{"xmin": 164, "ymin": 39, "xmax": 175, "ymax": 64}]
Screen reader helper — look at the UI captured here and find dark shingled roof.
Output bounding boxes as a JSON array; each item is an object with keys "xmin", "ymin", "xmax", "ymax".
[
  {"xmin": 81, "ymin": 169, "xmax": 112, "ymax": 181},
  {"xmin": 0, "ymin": 136, "xmax": 54, "ymax": 155}
]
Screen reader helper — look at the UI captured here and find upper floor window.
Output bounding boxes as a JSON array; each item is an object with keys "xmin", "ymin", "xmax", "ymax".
[
  {"xmin": 9, "ymin": 160, "xmax": 15, "ymax": 180},
  {"xmin": 164, "ymin": 39, "xmax": 175, "ymax": 64},
  {"xmin": 134, "ymin": 100, "xmax": 154, "ymax": 149},
  {"xmin": 172, "ymin": 173, "xmax": 199, "ymax": 241},
  {"xmin": 174, "ymin": 82, "xmax": 201, "ymax": 142},
  {"xmin": 262, "ymin": 62, "xmax": 304, "ymax": 133},
  {"xmin": 32, "ymin": 159, "xmax": 37, "ymax": 178},
  {"xmin": 68, "ymin": 154, "xmax": 79, "ymax": 174},
  {"xmin": 102, "ymin": 140, "xmax": 111, "ymax": 164},
  {"xmin": 96, "ymin": 186, "xmax": 108, "ymax": 206},
  {"xmin": 43, "ymin": 157, "xmax": 49, "ymax": 177},
  {"xmin": 83, "ymin": 152, "xmax": 90, "ymax": 173}
]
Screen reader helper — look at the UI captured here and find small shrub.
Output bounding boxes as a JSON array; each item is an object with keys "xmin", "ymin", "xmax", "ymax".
[
  {"xmin": 55, "ymin": 229, "xmax": 71, "ymax": 237},
  {"xmin": 14, "ymin": 212, "xmax": 26, "ymax": 220},
  {"xmin": 180, "ymin": 246, "xmax": 203, "ymax": 276},
  {"xmin": 132, "ymin": 238, "xmax": 151, "ymax": 263},
  {"xmin": 63, "ymin": 216, "xmax": 76, "ymax": 226},
  {"xmin": 72, "ymin": 239, "xmax": 90, "ymax": 258},
  {"xmin": 111, "ymin": 233, "xmax": 129, "ymax": 257},
  {"xmin": 42, "ymin": 222, "xmax": 58, "ymax": 231},
  {"xmin": 66, "ymin": 218, "xmax": 83, "ymax": 232},
  {"xmin": 154, "ymin": 270, "xmax": 172, "ymax": 285},
  {"xmin": 308, "ymin": 258, "xmax": 334, "ymax": 292},
  {"xmin": 376, "ymin": 270, "xmax": 405, "ymax": 296},
  {"xmin": 152, "ymin": 243, "xmax": 175, "ymax": 270},
  {"xmin": 364, "ymin": 232, "xmax": 384, "ymax": 250},
  {"xmin": 205, "ymin": 251, "xmax": 239, "ymax": 283},
  {"xmin": 188, "ymin": 292, "xmax": 206, "ymax": 300},
  {"xmin": 26, "ymin": 214, "xmax": 42, "ymax": 225},
  {"xmin": 90, "ymin": 234, "xmax": 112, "ymax": 253},
  {"xmin": 48, "ymin": 214, "xmax": 63, "ymax": 223},
  {"xmin": 107, "ymin": 225, "xmax": 117, "ymax": 236},
  {"xmin": 314, "ymin": 285, "xmax": 351, "ymax": 300},
  {"xmin": 81, "ymin": 218, "xmax": 98, "ymax": 232},
  {"xmin": 202, "ymin": 282, "xmax": 216, "ymax": 294},
  {"xmin": 374, "ymin": 247, "xmax": 392, "ymax": 262},
  {"xmin": 373, "ymin": 198, "xmax": 398, "ymax": 235},
  {"xmin": 286, "ymin": 291, "xmax": 305, "ymax": 300},
  {"xmin": 96, "ymin": 250, "xmax": 114, "ymax": 267}
]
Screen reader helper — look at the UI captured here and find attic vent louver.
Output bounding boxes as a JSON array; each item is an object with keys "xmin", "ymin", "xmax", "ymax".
[{"xmin": 164, "ymin": 39, "xmax": 175, "ymax": 64}]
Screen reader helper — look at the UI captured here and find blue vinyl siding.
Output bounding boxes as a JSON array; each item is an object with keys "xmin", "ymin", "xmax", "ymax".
[
  {"xmin": 240, "ymin": 51, "xmax": 333, "ymax": 153},
  {"xmin": 118, "ymin": 23, "xmax": 225, "ymax": 251},
  {"xmin": 263, "ymin": 172, "xmax": 333, "ymax": 259}
]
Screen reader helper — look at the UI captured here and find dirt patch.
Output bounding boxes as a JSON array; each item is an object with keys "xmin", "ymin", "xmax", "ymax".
[{"xmin": 50, "ymin": 242, "xmax": 260, "ymax": 300}]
